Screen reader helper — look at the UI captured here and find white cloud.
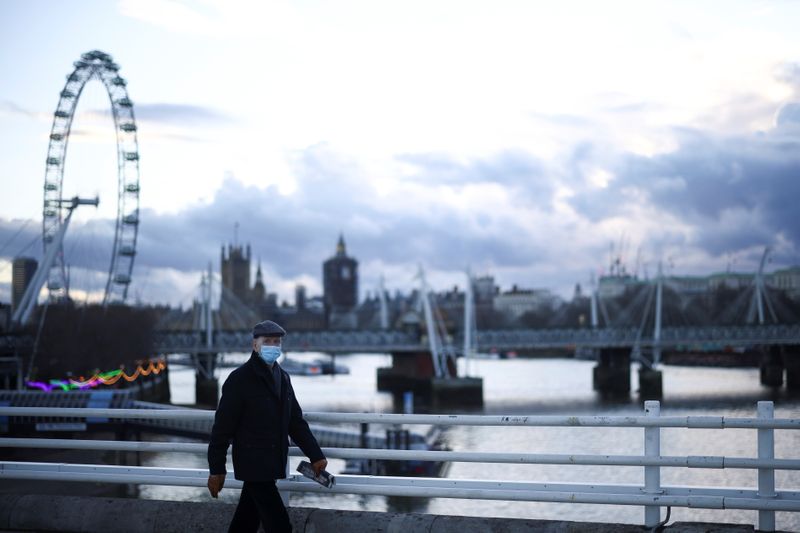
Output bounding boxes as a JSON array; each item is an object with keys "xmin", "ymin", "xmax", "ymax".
[{"xmin": 118, "ymin": 0, "xmax": 222, "ymax": 36}]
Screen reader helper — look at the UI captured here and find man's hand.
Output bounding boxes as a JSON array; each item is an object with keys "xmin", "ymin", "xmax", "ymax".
[
  {"xmin": 311, "ymin": 458, "xmax": 328, "ymax": 476},
  {"xmin": 207, "ymin": 473, "xmax": 226, "ymax": 498}
]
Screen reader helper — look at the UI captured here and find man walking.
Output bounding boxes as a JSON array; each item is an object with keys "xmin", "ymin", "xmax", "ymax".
[{"xmin": 207, "ymin": 320, "xmax": 327, "ymax": 532}]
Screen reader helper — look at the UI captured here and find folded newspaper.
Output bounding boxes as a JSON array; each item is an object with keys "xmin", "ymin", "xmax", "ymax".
[{"xmin": 296, "ymin": 460, "xmax": 336, "ymax": 488}]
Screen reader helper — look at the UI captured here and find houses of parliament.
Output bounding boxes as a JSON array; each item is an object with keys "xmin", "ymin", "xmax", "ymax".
[{"xmin": 219, "ymin": 235, "xmax": 359, "ymax": 330}]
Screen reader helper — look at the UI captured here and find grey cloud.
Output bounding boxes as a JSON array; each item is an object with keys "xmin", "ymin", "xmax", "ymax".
[
  {"xmin": 0, "ymin": 100, "xmax": 40, "ymax": 120},
  {"xmin": 396, "ymin": 150, "xmax": 552, "ymax": 208},
  {"xmin": 567, "ymin": 111, "xmax": 800, "ymax": 259},
  {"xmin": 125, "ymin": 145, "xmax": 550, "ymax": 294},
  {"xmin": 776, "ymin": 103, "xmax": 800, "ymax": 128},
  {"xmin": 89, "ymin": 102, "xmax": 235, "ymax": 126},
  {"xmin": 134, "ymin": 103, "xmax": 235, "ymax": 125},
  {"xmin": 5, "ymin": 107, "xmax": 799, "ymax": 307},
  {"xmin": 693, "ymin": 210, "xmax": 775, "ymax": 256},
  {"xmin": 0, "ymin": 99, "xmax": 234, "ymax": 129},
  {"xmin": 697, "ymin": 92, "xmax": 780, "ymax": 133},
  {"xmin": 68, "ymin": 127, "xmax": 212, "ymax": 143},
  {"xmin": 776, "ymin": 62, "xmax": 800, "ymax": 91},
  {"xmin": 0, "ymin": 216, "xmax": 117, "ymax": 265},
  {"xmin": 0, "ymin": 219, "xmax": 43, "ymax": 261}
]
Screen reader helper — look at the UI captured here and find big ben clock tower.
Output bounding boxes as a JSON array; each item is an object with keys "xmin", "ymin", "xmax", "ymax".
[{"xmin": 322, "ymin": 234, "xmax": 359, "ymax": 328}]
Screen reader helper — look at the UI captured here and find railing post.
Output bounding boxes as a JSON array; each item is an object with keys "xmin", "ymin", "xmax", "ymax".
[
  {"xmin": 757, "ymin": 401, "xmax": 776, "ymax": 532},
  {"xmin": 644, "ymin": 400, "xmax": 662, "ymax": 528}
]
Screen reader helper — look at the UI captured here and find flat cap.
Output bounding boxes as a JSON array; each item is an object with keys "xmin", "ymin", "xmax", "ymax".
[{"xmin": 252, "ymin": 320, "xmax": 286, "ymax": 338}]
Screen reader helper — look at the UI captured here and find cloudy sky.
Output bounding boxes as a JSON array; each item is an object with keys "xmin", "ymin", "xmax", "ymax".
[{"xmin": 1, "ymin": 0, "xmax": 799, "ymax": 307}]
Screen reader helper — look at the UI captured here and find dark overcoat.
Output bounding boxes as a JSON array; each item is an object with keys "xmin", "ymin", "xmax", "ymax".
[{"xmin": 207, "ymin": 352, "xmax": 324, "ymax": 481}]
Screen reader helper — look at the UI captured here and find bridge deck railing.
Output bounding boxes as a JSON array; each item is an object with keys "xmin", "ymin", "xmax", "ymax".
[
  {"xmin": 1, "ymin": 402, "xmax": 798, "ymax": 531},
  {"xmin": 151, "ymin": 323, "xmax": 800, "ymax": 353}
]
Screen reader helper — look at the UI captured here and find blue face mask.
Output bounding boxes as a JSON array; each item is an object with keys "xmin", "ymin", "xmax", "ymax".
[{"xmin": 259, "ymin": 345, "xmax": 282, "ymax": 365}]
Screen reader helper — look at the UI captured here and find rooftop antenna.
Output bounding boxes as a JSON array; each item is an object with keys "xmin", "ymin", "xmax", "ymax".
[
  {"xmin": 619, "ymin": 233, "xmax": 628, "ymax": 276},
  {"xmin": 234, "ymin": 222, "xmax": 239, "ymax": 247},
  {"xmin": 609, "ymin": 242, "xmax": 615, "ymax": 276}
]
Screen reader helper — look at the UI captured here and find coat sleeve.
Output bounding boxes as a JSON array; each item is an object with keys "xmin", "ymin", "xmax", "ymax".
[
  {"xmin": 207, "ymin": 376, "xmax": 243, "ymax": 475},
  {"xmin": 287, "ymin": 382, "xmax": 325, "ymax": 463}
]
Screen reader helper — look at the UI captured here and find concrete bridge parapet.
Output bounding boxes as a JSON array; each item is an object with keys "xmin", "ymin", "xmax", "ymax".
[{"xmin": 0, "ymin": 494, "xmax": 764, "ymax": 533}]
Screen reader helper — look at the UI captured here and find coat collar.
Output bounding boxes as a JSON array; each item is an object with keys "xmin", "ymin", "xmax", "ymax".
[{"xmin": 248, "ymin": 351, "xmax": 284, "ymax": 398}]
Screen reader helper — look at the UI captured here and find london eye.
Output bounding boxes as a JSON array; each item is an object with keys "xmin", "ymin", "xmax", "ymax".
[{"xmin": 42, "ymin": 50, "xmax": 140, "ymax": 305}]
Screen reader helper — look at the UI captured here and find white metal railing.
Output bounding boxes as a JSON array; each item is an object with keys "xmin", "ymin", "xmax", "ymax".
[{"xmin": 0, "ymin": 401, "xmax": 798, "ymax": 531}]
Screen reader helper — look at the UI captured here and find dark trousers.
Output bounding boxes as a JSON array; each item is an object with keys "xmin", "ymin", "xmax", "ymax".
[{"xmin": 228, "ymin": 480, "xmax": 292, "ymax": 533}]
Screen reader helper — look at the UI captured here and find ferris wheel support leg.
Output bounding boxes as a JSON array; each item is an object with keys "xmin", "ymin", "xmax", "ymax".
[
  {"xmin": 12, "ymin": 205, "xmax": 76, "ymax": 327},
  {"xmin": 13, "ymin": 197, "xmax": 98, "ymax": 327}
]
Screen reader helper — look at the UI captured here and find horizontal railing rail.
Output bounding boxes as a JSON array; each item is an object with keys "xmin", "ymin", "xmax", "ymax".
[
  {"xmin": 2, "ymin": 406, "xmax": 798, "ymax": 429},
  {"xmin": 2, "ymin": 461, "xmax": 800, "ymax": 512},
  {"xmin": 2, "ymin": 437, "xmax": 800, "ymax": 470},
  {"xmin": 0, "ymin": 402, "xmax": 798, "ymax": 531}
]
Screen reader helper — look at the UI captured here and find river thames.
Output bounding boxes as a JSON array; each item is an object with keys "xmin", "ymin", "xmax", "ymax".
[{"xmin": 143, "ymin": 353, "xmax": 800, "ymax": 530}]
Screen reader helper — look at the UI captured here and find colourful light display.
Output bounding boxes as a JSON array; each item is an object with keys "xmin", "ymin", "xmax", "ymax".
[{"xmin": 26, "ymin": 360, "xmax": 166, "ymax": 392}]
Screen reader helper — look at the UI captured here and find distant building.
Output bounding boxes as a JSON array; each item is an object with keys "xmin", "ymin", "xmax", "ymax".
[
  {"xmin": 493, "ymin": 284, "xmax": 557, "ymax": 320},
  {"xmin": 12, "ymin": 257, "xmax": 37, "ymax": 312},
  {"xmin": 573, "ymin": 283, "xmax": 583, "ymax": 300},
  {"xmin": 215, "ymin": 241, "xmax": 329, "ymax": 330},
  {"xmin": 597, "ymin": 267, "xmax": 800, "ymax": 303},
  {"xmin": 668, "ymin": 275, "xmax": 710, "ymax": 295},
  {"xmin": 219, "ymin": 243, "xmax": 278, "ymax": 323},
  {"xmin": 323, "ymin": 235, "xmax": 359, "ymax": 329},
  {"xmin": 0, "ymin": 303, "xmax": 10, "ymax": 332},
  {"xmin": 597, "ymin": 274, "xmax": 639, "ymax": 299},
  {"xmin": 707, "ymin": 272, "xmax": 753, "ymax": 291},
  {"xmin": 220, "ymin": 244, "xmax": 251, "ymax": 304},
  {"xmin": 295, "ymin": 284, "xmax": 307, "ymax": 310},
  {"xmin": 770, "ymin": 267, "xmax": 800, "ymax": 301},
  {"xmin": 252, "ymin": 263, "xmax": 266, "ymax": 304},
  {"xmin": 473, "ymin": 275, "xmax": 497, "ymax": 303}
]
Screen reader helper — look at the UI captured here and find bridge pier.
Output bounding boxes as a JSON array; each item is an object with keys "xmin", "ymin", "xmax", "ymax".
[
  {"xmin": 142, "ymin": 366, "xmax": 171, "ymax": 403},
  {"xmin": 195, "ymin": 353, "xmax": 219, "ymax": 408},
  {"xmin": 783, "ymin": 344, "xmax": 800, "ymax": 392},
  {"xmin": 637, "ymin": 366, "xmax": 662, "ymax": 400},
  {"xmin": 593, "ymin": 348, "xmax": 630, "ymax": 398},
  {"xmin": 377, "ymin": 352, "xmax": 483, "ymax": 410},
  {"xmin": 759, "ymin": 345, "xmax": 784, "ymax": 388}
]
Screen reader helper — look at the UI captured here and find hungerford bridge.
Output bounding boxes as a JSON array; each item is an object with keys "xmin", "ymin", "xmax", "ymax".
[
  {"xmin": 157, "ymin": 324, "xmax": 800, "ymax": 355},
  {"xmin": 146, "ymin": 259, "xmax": 800, "ymax": 407},
  {"xmin": 154, "ymin": 323, "xmax": 800, "ymax": 406}
]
